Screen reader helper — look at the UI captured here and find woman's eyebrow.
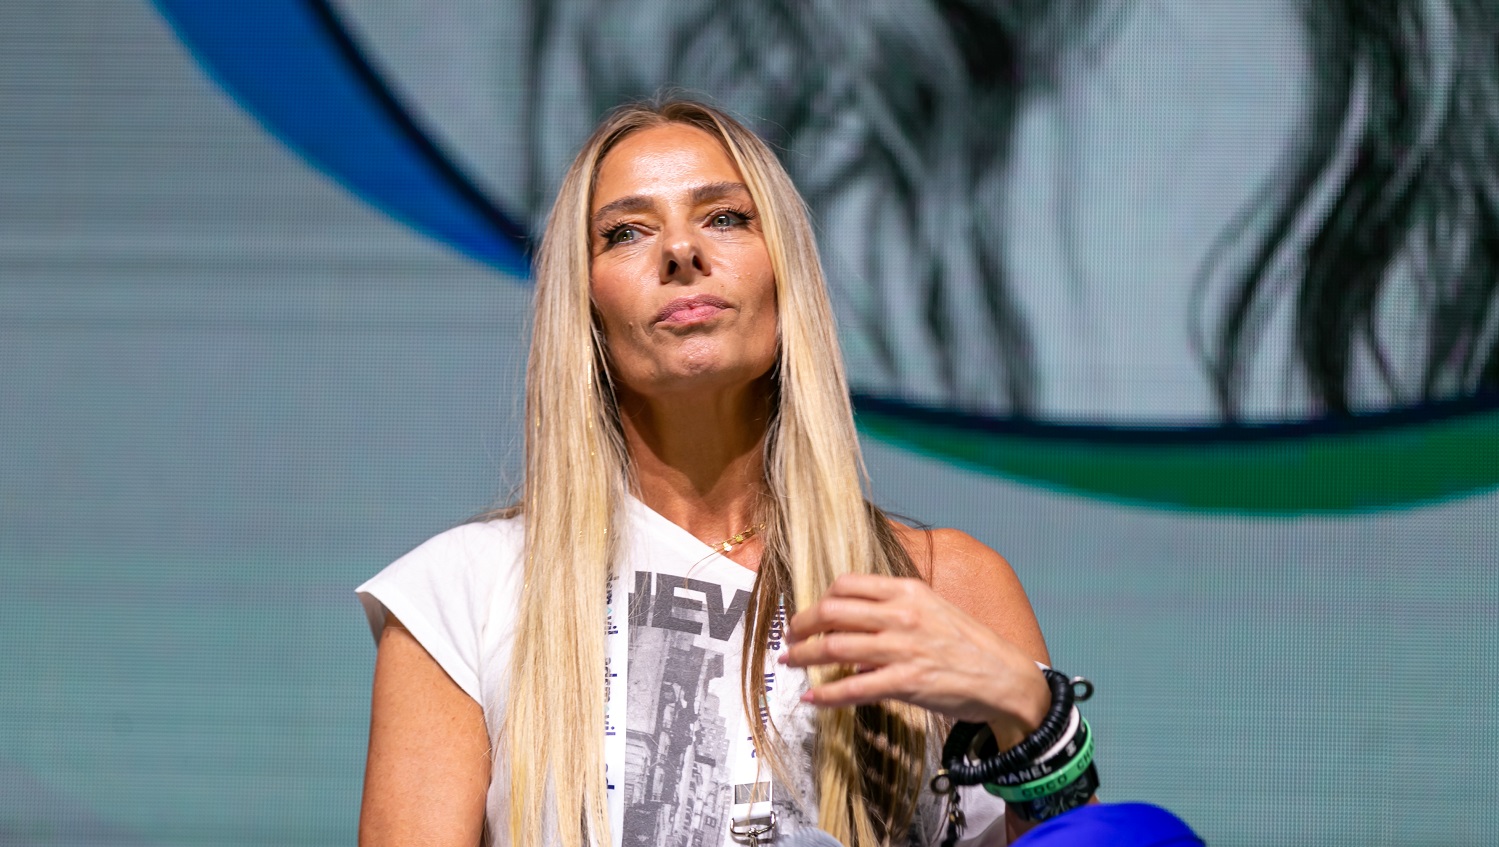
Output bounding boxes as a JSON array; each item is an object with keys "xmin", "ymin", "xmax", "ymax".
[
  {"xmin": 591, "ymin": 182, "xmax": 752, "ymax": 227},
  {"xmin": 591, "ymin": 194, "xmax": 655, "ymax": 226},
  {"xmin": 688, "ymin": 181, "xmax": 751, "ymax": 206}
]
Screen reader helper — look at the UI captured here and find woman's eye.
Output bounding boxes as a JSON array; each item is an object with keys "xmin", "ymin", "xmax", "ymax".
[
  {"xmin": 710, "ymin": 211, "xmax": 745, "ymax": 228},
  {"xmin": 606, "ymin": 226, "xmax": 638, "ymax": 245}
]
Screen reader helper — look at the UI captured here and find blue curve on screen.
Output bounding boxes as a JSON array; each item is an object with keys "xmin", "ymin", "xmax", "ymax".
[{"xmin": 151, "ymin": 0, "xmax": 532, "ymax": 279}]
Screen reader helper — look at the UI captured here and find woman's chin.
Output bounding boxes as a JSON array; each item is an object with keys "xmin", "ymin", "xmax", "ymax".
[{"xmin": 626, "ymin": 358, "xmax": 774, "ymax": 402}]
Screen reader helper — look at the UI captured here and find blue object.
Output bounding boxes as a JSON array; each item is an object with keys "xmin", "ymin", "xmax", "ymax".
[
  {"xmin": 1012, "ymin": 803, "xmax": 1205, "ymax": 847},
  {"xmin": 151, "ymin": 0, "xmax": 532, "ymax": 277}
]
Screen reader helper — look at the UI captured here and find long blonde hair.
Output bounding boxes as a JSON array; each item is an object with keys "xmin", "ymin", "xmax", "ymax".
[{"xmin": 502, "ymin": 98, "xmax": 927, "ymax": 847}]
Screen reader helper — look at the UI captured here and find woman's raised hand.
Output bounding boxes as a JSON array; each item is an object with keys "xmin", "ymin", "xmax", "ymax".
[{"xmin": 781, "ymin": 572, "xmax": 1050, "ymax": 747}]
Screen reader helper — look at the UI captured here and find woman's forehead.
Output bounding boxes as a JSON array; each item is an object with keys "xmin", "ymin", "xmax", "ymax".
[{"xmin": 592, "ymin": 123, "xmax": 746, "ymax": 210}]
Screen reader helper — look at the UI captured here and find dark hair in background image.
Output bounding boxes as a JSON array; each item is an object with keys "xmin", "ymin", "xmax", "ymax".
[
  {"xmin": 522, "ymin": 0, "xmax": 1498, "ymax": 421},
  {"xmin": 1204, "ymin": 0, "xmax": 1499, "ymax": 418}
]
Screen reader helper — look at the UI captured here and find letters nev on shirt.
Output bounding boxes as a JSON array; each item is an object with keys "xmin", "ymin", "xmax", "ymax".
[{"xmin": 629, "ymin": 569, "xmax": 753, "ymax": 641}]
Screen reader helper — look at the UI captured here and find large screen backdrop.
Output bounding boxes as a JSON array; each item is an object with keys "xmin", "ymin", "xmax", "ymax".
[{"xmin": 4, "ymin": 1, "xmax": 1497, "ymax": 844}]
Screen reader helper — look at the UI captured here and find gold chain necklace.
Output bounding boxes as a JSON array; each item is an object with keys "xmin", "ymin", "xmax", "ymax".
[{"xmin": 710, "ymin": 523, "xmax": 764, "ymax": 554}]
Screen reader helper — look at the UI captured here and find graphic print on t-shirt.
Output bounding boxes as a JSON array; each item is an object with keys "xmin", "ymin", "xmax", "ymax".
[
  {"xmin": 616, "ymin": 545, "xmax": 988, "ymax": 846},
  {"xmin": 622, "ymin": 568, "xmax": 752, "ymax": 847}
]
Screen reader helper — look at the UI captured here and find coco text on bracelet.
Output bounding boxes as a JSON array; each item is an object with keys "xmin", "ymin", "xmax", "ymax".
[
  {"xmin": 987, "ymin": 719, "xmax": 1094, "ymax": 801},
  {"xmin": 1003, "ymin": 757, "xmax": 1101, "ymax": 823}
]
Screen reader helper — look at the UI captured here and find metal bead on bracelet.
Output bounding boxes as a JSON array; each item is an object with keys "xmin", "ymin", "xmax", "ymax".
[{"xmin": 931, "ymin": 669, "xmax": 1096, "ymax": 847}]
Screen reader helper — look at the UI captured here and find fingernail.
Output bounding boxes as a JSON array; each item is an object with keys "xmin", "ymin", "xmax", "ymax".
[
  {"xmin": 800, "ymin": 691, "xmax": 814, "ymax": 703},
  {"xmin": 776, "ymin": 653, "xmax": 788, "ymax": 665}
]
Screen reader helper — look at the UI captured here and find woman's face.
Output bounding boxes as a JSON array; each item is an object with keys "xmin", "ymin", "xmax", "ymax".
[{"xmin": 589, "ymin": 123, "xmax": 778, "ymax": 401}]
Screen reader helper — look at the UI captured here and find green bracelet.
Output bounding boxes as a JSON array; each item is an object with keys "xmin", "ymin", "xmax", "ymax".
[{"xmin": 984, "ymin": 719, "xmax": 1095, "ymax": 802}]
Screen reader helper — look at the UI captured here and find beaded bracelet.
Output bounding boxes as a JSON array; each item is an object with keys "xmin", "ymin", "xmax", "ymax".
[
  {"xmin": 935, "ymin": 668, "xmax": 1084, "ymax": 789},
  {"xmin": 980, "ymin": 707, "xmax": 1085, "ymax": 787},
  {"xmin": 932, "ymin": 669, "xmax": 1096, "ymax": 845}
]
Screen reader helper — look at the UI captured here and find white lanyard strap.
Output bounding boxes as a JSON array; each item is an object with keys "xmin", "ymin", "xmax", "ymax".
[{"xmin": 727, "ymin": 599, "xmax": 785, "ymax": 842}]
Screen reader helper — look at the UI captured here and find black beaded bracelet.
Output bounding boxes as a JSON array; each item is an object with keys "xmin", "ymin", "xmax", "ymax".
[
  {"xmin": 982, "ymin": 708, "xmax": 1086, "ymax": 786},
  {"xmin": 936, "ymin": 668, "xmax": 1086, "ymax": 789}
]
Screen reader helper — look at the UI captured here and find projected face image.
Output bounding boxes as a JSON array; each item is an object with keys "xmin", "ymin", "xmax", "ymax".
[{"xmin": 333, "ymin": 0, "xmax": 1499, "ymax": 425}]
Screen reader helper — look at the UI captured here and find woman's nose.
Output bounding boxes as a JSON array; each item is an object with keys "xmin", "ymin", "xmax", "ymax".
[{"xmin": 659, "ymin": 229, "xmax": 710, "ymax": 282}]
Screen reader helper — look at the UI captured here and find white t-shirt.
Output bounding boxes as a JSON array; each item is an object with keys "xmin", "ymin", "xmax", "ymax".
[{"xmin": 357, "ymin": 497, "xmax": 1008, "ymax": 845}]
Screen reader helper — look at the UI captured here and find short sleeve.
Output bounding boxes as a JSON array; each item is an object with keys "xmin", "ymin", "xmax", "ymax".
[{"xmin": 356, "ymin": 519, "xmax": 522, "ymax": 705}]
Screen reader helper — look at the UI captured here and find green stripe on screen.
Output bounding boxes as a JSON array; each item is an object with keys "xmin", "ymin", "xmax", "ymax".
[{"xmin": 859, "ymin": 408, "xmax": 1499, "ymax": 514}]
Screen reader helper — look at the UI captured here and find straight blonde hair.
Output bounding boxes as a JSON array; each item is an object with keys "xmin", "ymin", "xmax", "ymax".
[{"xmin": 502, "ymin": 99, "xmax": 927, "ymax": 847}]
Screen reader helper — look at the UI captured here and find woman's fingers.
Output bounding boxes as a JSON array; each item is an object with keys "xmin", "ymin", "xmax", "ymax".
[
  {"xmin": 775, "ymin": 573, "xmax": 1043, "ymax": 728},
  {"xmin": 781, "ymin": 630, "xmax": 910, "ymax": 670},
  {"xmin": 787, "ymin": 594, "xmax": 918, "ymax": 642},
  {"xmin": 821, "ymin": 573, "xmax": 924, "ymax": 602},
  {"xmin": 798, "ymin": 665, "xmax": 916, "ymax": 709}
]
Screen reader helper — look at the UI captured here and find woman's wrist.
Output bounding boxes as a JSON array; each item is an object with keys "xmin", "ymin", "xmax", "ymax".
[{"xmin": 984, "ymin": 665, "xmax": 1050, "ymax": 750}]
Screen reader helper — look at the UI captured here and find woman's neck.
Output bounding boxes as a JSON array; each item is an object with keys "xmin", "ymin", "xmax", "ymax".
[{"xmin": 617, "ymin": 379, "xmax": 772, "ymax": 544}]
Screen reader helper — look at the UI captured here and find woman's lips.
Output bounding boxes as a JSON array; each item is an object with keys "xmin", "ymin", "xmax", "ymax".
[{"xmin": 655, "ymin": 294, "xmax": 732, "ymax": 325}]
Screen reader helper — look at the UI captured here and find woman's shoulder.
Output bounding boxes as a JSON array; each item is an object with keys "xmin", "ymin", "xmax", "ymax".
[
  {"xmin": 356, "ymin": 515, "xmax": 527, "ymax": 706},
  {"xmin": 404, "ymin": 513, "xmax": 526, "ymax": 569},
  {"xmin": 888, "ymin": 519, "xmax": 1012, "ymax": 582},
  {"xmin": 359, "ymin": 514, "xmax": 526, "ymax": 611}
]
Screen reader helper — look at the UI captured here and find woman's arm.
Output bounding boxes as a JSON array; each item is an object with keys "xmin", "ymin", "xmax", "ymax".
[
  {"xmin": 782, "ymin": 525, "xmax": 1073, "ymax": 841},
  {"xmin": 917, "ymin": 526, "xmax": 1050, "ymax": 673},
  {"xmin": 360, "ymin": 614, "xmax": 490, "ymax": 847},
  {"xmin": 920, "ymin": 528, "xmax": 1077, "ymax": 842}
]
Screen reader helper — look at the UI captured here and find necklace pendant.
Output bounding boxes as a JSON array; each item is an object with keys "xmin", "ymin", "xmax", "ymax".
[{"xmin": 711, "ymin": 524, "xmax": 762, "ymax": 556}]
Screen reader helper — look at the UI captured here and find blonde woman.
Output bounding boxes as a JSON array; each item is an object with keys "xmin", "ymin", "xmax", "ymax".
[{"xmin": 356, "ymin": 100, "xmax": 1064, "ymax": 846}]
